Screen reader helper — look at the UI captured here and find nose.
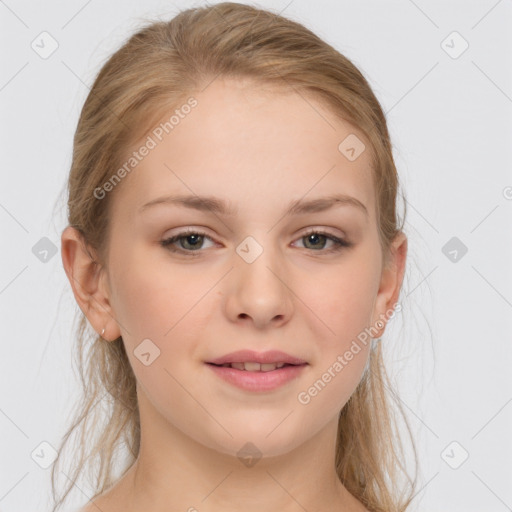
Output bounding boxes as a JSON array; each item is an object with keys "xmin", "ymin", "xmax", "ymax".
[{"xmin": 223, "ymin": 243, "xmax": 294, "ymax": 329}]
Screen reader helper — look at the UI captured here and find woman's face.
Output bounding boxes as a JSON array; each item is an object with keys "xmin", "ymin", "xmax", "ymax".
[{"xmin": 101, "ymin": 77, "xmax": 402, "ymax": 458}]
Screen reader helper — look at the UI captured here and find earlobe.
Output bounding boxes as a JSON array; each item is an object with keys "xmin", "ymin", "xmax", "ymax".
[
  {"xmin": 60, "ymin": 226, "xmax": 120, "ymax": 341},
  {"xmin": 370, "ymin": 232, "xmax": 408, "ymax": 338}
]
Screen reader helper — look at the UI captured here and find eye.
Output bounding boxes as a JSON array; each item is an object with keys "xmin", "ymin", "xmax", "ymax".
[
  {"xmin": 160, "ymin": 228, "xmax": 353, "ymax": 256},
  {"xmin": 160, "ymin": 229, "xmax": 215, "ymax": 255},
  {"xmin": 292, "ymin": 229, "xmax": 353, "ymax": 254}
]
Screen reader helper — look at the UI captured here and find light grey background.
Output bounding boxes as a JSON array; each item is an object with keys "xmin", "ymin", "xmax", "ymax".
[{"xmin": 1, "ymin": 1, "xmax": 511, "ymax": 511}]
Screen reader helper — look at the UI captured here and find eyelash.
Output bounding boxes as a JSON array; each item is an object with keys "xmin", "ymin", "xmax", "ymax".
[{"xmin": 160, "ymin": 228, "xmax": 353, "ymax": 256}]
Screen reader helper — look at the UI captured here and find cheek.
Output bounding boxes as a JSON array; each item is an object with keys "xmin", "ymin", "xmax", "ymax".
[
  {"xmin": 109, "ymin": 253, "xmax": 217, "ymax": 394},
  {"xmin": 109, "ymin": 258, "xmax": 209, "ymax": 412},
  {"xmin": 309, "ymin": 260, "xmax": 379, "ymax": 350},
  {"xmin": 296, "ymin": 270, "xmax": 374, "ymax": 414},
  {"xmin": 293, "ymin": 259, "xmax": 377, "ymax": 411},
  {"xmin": 110, "ymin": 246, "xmax": 209, "ymax": 339}
]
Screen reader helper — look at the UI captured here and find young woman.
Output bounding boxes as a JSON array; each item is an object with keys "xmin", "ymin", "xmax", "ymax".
[{"xmin": 55, "ymin": 3, "xmax": 417, "ymax": 511}]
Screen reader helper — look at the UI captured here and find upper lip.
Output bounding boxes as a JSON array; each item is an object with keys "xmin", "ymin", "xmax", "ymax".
[{"xmin": 207, "ymin": 350, "xmax": 308, "ymax": 365}]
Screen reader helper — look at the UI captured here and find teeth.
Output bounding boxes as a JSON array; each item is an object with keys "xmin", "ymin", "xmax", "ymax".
[
  {"xmin": 244, "ymin": 362, "xmax": 262, "ymax": 371},
  {"xmin": 224, "ymin": 362, "xmax": 288, "ymax": 371}
]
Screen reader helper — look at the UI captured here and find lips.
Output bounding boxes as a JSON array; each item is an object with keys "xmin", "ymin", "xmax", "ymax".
[
  {"xmin": 206, "ymin": 349, "xmax": 308, "ymax": 367},
  {"xmin": 205, "ymin": 350, "xmax": 309, "ymax": 391},
  {"xmin": 212, "ymin": 361, "xmax": 290, "ymax": 372}
]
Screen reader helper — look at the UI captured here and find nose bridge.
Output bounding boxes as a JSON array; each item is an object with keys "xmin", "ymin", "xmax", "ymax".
[
  {"xmin": 237, "ymin": 234, "xmax": 286, "ymax": 294},
  {"xmin": 226, "ymin": 233, "xmax": 293, "ymax": 326}
]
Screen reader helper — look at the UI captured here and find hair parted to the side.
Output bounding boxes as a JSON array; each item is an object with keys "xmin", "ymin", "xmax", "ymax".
[{"xmin": 53, "ymin": 3, "xmax": 418, "ymax": 511}]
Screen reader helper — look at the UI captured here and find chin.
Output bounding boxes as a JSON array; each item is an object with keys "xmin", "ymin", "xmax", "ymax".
[{"xmin": 198, "ymin": 421, "xmax": 306, "ymax": 461}]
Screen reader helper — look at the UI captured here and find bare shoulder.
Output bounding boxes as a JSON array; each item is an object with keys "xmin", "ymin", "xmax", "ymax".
[
  {"xmin": 77, "ymin": 503, "xmax": 106, "ymax": 512},
  {"xmin": 76, "ymin": 472, "xmax": 133, "ymax": 512},
  {"xmin": 77, "ymin": 494, "xmax": 116, "ymax": 512}
]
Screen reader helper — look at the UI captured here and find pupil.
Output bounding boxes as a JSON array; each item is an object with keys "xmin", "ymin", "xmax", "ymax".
[
  {"xmin": 184, "ymin": 234, "xmax": 202, "ymax": 249},
  {"xmin": 306, "ymin": 233, "xmax": 325, "ymax": 249}
]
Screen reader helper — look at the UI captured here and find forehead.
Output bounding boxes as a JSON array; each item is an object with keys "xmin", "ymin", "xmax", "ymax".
[{"xmin": 111, "ymin": 77, "xmax": 375, "ymax": 223}]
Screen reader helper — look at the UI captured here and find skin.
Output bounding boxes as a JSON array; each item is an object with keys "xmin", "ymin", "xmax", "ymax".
[{"xmin": 61, "ymin": 76, "xmax": 407, "ymax": 512}]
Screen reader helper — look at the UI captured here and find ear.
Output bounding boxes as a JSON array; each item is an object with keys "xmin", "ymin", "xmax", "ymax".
[
  {"xmin": 60, "ymin": 226, "xmax": 121, "ymax": 341},
  {"xmin": 370, "ymin": 231, "xmax": 407, "ymax": 338}
]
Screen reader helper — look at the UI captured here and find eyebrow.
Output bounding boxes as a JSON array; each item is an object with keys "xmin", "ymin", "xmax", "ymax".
[{"xmin": 139, "ymin": 193, "xmax": 368, "ymax": 218}]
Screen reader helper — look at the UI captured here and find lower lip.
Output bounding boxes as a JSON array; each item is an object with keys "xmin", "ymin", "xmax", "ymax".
[{"xmin": 206, "ymin": 363, "xmax": 307, "ymax": 392}]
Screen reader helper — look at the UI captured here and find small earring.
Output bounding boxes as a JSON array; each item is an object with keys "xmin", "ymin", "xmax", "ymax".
[{"xmin": 101, "ymin": 327, "xmax": 105, "ymax": 338}]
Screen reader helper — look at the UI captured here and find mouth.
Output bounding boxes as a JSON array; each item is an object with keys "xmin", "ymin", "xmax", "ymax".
[
  {"xmin": 206, "ymin": 361, "xmax": 304, "ymax": 372},
  {"xmin": 206, "ymin": 349, "xmax": 308, "ymax": 367},
  {"xmin": 205, "ymin": 350, "xmax": 308, "ymax": 392}
]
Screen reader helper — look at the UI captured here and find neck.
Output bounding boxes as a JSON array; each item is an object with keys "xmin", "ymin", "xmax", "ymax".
[{"xmin": 93, "ymin": 390, "xmax": 365, "ymax": 512}]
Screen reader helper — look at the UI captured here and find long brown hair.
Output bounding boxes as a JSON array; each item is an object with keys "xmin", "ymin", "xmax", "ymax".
[{"xmin": 53, "ymin": 3, "xmax": 417, "ymax": 511}]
